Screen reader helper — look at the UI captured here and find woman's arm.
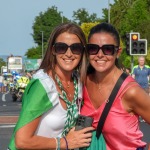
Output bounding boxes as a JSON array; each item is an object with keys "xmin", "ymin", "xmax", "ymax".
[
  {"xmin": 123, "ymin": 85, "xmax": 150, "ymax": 124},
  {"xmin": 15, "ymin": 116, "xmax": 94, "ymax": 150},
  {"xmin": 15, "ymin": 117, "xmax": 58, "ymax": 149}
]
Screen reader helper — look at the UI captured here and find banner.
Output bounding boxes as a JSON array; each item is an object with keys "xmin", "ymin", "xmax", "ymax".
[
  {"xmin": 8, "ymin": 56, "xmax": 23, "ymax": 70},
  {"xmin": 24, "ymin": 59, "xmax": 42, "ymax": 71}
]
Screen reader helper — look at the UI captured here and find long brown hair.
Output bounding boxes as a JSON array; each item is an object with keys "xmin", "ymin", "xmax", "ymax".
[{"xmin": 39, "ymin": 23, "xmax": 87, "ymax": 82}]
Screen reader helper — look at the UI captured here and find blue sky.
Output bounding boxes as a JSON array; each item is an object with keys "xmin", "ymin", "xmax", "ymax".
[{"xmin": 0, "ymin": 0, "xmax": 114, "ymax": 56}]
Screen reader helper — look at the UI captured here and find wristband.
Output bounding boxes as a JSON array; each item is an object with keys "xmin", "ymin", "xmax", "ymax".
[
  {"xmin": 56, "ymin": 137, "xmax": 60, "ymax": 150},
  {"xmin": 63, "ymin": 137, "xmax": 68, "ymax": 150},
  {"xmin": 54, "ymin": 138, "xmax": 57, "ymax": 150}
]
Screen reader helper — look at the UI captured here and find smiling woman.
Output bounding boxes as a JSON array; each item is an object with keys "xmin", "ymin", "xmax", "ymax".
[
  {"xmin": 81, "ymin": 22, "xmax": 150, "ymax": 150},
  {"xmin": 8, "ymin": 23, "xmax": 94, "ymax": 150}
]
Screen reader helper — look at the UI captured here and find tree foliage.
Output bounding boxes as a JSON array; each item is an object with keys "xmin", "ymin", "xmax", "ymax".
[
  {"xmin": 80, "ymin": 22, "xmax": 99, "ymax": 41},
  {"xmin": 25, "ymin": 46, "xmax": 42, "ymax": 59},
  {"xmin": 32, "ymin": 6, "xmax": 69, "ymax": 46},
  {"xmin": 26, "ymin": 7, "xmax": 101, "ymax": 58},
  {"xmin": 120, "ymin": 0, "xmax": 149, "ymax": 35},
  {"xmin": 25, "ymin": 1, "xmax": 150, "ymax": 69},
  {"xmin": 0, "ymin": 58, "xmax": 6, "ymax": 70},
  {"xmin": 72, "ymin": 8, "xmax": 101, "ymax": 25},
  {"xmin": 108, "ymin": 0, "xmax": 150, "ymax": 44},
  {"xmin": 101, "ymin": 0, "xmax": 150, "ymax": 68},
  {"xmin": 26, "ymin": 6, "xmax": 69, "ymax": 58}
]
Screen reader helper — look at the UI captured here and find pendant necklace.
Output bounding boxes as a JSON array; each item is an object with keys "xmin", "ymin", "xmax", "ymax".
[
  {"xmin": 55, "ymin": 73, "xmax": 72, "ymax": 98},
  {"xmin": 62, "ymin": 80, "xmax": 70, "ymax": 89},
  {"xmin": 95, "ymin": 70, "xmax": 116, "ymax": 102}
]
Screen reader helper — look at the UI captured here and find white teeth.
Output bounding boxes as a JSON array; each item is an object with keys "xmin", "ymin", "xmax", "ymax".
[
  {"xmin": 96, "ymin": 60, "xmax": 105, "ymax": 63},
  {"xmin": 64, "ymin": 59, "xmax": 72, "ymax": 62}
]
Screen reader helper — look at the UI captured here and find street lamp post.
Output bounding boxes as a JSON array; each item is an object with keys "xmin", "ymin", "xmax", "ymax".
[
  {"xmin": 108, "ymin": 0, "xmax": 110, "ymax": 23},
  {"xmin": 41, "ymin": 31, "xmax": 44, "ymax": 59},
  {"xmin": 60, "ymin": 11, "xmax": 63, "ymax": 23}
]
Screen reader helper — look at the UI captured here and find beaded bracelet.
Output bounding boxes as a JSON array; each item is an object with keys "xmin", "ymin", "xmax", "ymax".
[
  {"xmin": 63, "ymin": 137, "xmax": 68, "ymax": 150},
  {"xmin": 54, "ymin": 138, "xmax": 57, "ymax": 150},
  {"xmin": 56, "ymin": 137, "xmax": 60, "ymax": 150}
]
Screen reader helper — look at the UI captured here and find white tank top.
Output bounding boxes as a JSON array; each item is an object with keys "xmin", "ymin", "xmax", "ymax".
[
  {"xmin": 34, "ymin": 69, "xmax": 83, "ymax": 138},
  {"xmin": 35, "ymin": 100, "xmax": 67, "ymax": 138}
]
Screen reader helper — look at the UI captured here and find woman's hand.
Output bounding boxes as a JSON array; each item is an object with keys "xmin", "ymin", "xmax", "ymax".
[{"xmin": 65, "ymin": 127, "xmax": 95, "ymax": 149}]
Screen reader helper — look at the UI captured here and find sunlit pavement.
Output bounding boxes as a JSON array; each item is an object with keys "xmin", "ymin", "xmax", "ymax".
[{"xmin": 0, "ymin": 116, "xmax": 18, "ymax": 124}]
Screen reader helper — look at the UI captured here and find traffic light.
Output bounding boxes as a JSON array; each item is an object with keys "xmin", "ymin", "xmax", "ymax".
[
  {"xmin": 125, "ymin": 33, "xmax": 130, "ymax": 55},
  {"xmin": 130, "ymin": 33, "xmax": 139, "ymax": 55},
  {"xmin": 138, "ymin": 41, "xmax": 147, "ymax": 54},
  {"xmin": 130, "ymin": 32, "xmax": 147, "ymax": 55}
]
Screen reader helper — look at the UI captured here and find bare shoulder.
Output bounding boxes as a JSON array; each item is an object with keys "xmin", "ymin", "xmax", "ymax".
[
  {"xmin": 123, "ymin": 82, "xmax": 147, "ymax": 101},
  {"xmin": 123, "ymin": 82, "xmax": 150, "ymax": 109}
]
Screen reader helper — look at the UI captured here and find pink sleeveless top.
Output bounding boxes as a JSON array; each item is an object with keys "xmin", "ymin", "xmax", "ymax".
[{"xmin": 81, "ymin": 76, "xmax": 146, "ymax": 150}]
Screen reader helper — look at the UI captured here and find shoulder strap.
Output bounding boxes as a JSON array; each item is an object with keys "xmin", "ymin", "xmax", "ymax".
[{"xmin": 96, "ymin": 72, "xmax": 128, "ymax": 139}]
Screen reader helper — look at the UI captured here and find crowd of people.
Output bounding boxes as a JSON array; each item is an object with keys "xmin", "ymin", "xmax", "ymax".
[
  {"xmin": 8, "ymin": 22, "xmax": 150, "ymax": 150},
  {"xmin": 0, "ymin": 71, "xmax": 32, "ymax": 96}
]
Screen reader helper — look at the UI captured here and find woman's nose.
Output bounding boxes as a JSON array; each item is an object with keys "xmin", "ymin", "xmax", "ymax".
[
  {"xmin": 97, "ymin": 48, "xmax": 104, "ymax": 57},
  {"xmin": 65, "ymin": 48, "xmax": 73, "ymax": 56}
]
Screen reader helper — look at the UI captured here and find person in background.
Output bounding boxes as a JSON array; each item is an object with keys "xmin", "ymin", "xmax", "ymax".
[
  {"xmin": 3, "ymin": 76, "xmax": 8, "ymax": 93},
  {"xmin": 132, "ymin": 56, "xmax": 150, "ymax": 123},
  {"xmin": 8, "ymin": 23, "xmax": 93, "ymax": 150},
  {"xmin": 25, "ymin": 70, "xmax": 33, "ymax": 79},
  {"xmin": 125, "ymin": 67, "xmax": 131, "ymax": 75},
  {"xmin": 81, "ymin": 22, "xmax": 150, "ymax": 150},
  {"xmin": 15, "ymin": 75, "xmax": 30, "ymax": 101},
  {"xmin": 132, "ymin": 56, "xmax": 150, "ymax": 94},
  {"xmin": 0, "ymin": 73, "xmax": 4, "ymax": 93}
]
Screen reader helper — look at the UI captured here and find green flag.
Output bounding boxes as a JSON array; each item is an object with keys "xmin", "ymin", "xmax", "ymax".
[{"xmin": 8, "ymin": 70, "xmax": 59, "ymax": 150}]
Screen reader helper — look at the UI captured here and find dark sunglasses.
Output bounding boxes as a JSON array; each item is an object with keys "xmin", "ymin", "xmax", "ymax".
[
  {"xmin": 53, "ymin": 42, "xmax": 84, "ymax": 55},
  {"xmin": 86, "ymin": 44, "xmax": 119, "ymax": 55}
]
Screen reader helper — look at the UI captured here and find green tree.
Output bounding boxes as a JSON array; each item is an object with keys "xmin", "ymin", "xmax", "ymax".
[
  {"xmin": 80, "ymin": 22, "xmax": 99, "ymax": 41},
  {"xmin": 0, "ymin": 58, "xmax": 6, "ymax": 71},
  {"xmin": 120, "ymin": 0, "xmax": 149, "ymax": 35},
  {"xmin": 72, "ymin": 8, "xmax": 101, "ymax": 25},
  {"xmin": 25, "ymin": 46, "xmax": 42, "ymax": 59},
  {"xmin": 32, "ymin": 6, "xmax": 69, "ymax": 46},
  {"xmin": 101, "ymin": 0, "xmax": 150, "ymax": 68},
  {"xmin": 26, "ymin": 6, "xmax": 69, "ymax": 58},
  {"xmin": 101, "ymin": 8, "xmax": 109, "ymax": 22}
]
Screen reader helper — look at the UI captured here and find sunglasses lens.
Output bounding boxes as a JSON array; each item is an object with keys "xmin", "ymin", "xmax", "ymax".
[
  {"xmin": 87, "ymin": 44, "xmax": 99, "ymax": 55},
  {"xmin": 87, "ymin": 44, "xmax": 117, "ymax": 55},
  {"xmin": 54, "ymin": 43, "xmax": 83, "ymax": 54},
  {"xmin": 54, "ymin": 43, "xmax": 67, "ymax": 54},
  {"xmin": 102, "ymin": 45, "xmax": 115, "ymax": 55},
  {"xmin": 70, "ymin": 43, "xmax": 84, "ymax": 54}
]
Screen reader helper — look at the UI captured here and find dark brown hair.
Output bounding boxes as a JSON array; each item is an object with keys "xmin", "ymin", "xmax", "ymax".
[{"xmin": 87, "ymin": 22, "xmax": 121, "ymax": 74}]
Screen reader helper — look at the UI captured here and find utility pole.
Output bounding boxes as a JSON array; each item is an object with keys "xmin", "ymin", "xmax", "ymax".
[
  {"xmin": 41, "ymin": 31, "xmax": 44, "ymax": 59},
  {"xmin": 108, "ymin": 0, "xmax": 110, "ymax": 23},
  {"xmin": 60, "ymin": 11, "xmax": 63, "ymax": 23}
]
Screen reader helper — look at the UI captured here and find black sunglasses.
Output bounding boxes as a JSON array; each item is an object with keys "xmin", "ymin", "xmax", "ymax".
[
  {"xmin": 53, "ymin": 42, "xmax": 84, "ymax": 55},
  {"xmin": 86, "ymin": 44, "xmax": 119, "ymax": 55}
]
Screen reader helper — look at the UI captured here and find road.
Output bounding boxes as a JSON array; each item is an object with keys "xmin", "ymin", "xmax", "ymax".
[
  {"xmin": 0, "ymin": 92, "xmax": 150, "ymax": 150},
  {"xmin": 0, "ymin": 92, "xmax": 21, "ymax": 150}
]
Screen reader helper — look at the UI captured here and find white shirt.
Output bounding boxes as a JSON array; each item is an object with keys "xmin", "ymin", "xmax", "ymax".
[{"xmin": 35, "ymin": 100, "xmax": 67, "ymax": 138}]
